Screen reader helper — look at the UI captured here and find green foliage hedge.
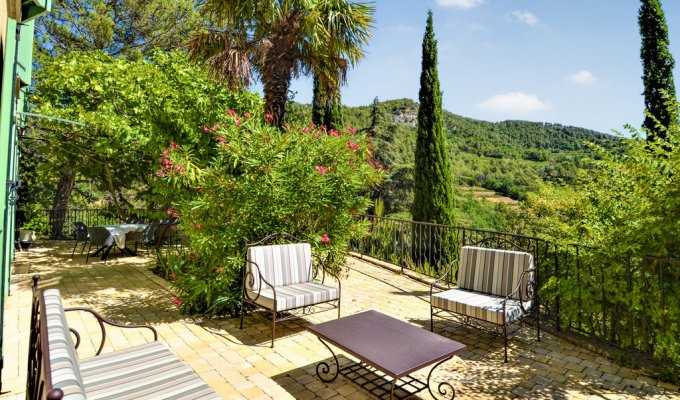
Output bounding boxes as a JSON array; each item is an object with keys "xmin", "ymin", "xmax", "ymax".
[
  {"xmin": 155, "ymin": 115, "xmax": 384, "ymax": 315},
  {"xmin": 520, "ymin": 102, "xmax": 680, "ymax": 376}
]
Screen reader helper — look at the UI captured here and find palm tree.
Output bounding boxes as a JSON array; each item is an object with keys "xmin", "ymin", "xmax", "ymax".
[{"xmin": 189, "ymin": 0, "xmax": 374, "ymax": 127}]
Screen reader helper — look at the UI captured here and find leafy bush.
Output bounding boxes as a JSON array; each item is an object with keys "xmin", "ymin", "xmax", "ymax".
[
  {"xmin": 520, "ymin": 101, "xmax": 680, "ymax": 374},
  {"xmin": 154, "ymin": 115, "xmax": 385, "ymax": 315}
]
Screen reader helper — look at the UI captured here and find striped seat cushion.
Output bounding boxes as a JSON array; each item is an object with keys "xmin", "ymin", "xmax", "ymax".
[
  {"xmin": 247, "ymin": 243, "xmax": 313, "ymax": 290},
  {"xmin": 81, "ymin": 341, "xmax": 220, "ymax": 400},
  {"xmin": 43, "ymin": 289, "xmax": 87, "ymax": 400},
  {"xmin": 432, "ymin": 288, "xmax": 531, "ymax": 325},
  {"xmin": 247, "ymin": 282, "xmax": 339, "ymax": 312},
  {"xmin": 458, "ymin": 246, "xmax": 533, "ymax": 301}
]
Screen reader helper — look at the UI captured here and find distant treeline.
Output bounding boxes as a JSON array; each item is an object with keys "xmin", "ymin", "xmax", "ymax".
[{"xmin": 287, "ymin": 98, "xmax": 621, "ymax": 219}]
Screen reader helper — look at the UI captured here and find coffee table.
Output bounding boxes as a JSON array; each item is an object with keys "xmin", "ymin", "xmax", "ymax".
[{"xmin": 307, "ymin": 310, "xmax": 466, "ymax": 399}]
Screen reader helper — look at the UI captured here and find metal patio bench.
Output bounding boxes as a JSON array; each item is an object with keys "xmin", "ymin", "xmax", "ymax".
[
  {"xmin": 26, "ymin": 275, "xmax": 219, "ymax": 400},
  {"xmin": 430, "ymin": 239, "xmax": 540, "ymax": 362},
  {"xmin": 239, "ymin": 233, "xmax": 341, "ymax": 347}
]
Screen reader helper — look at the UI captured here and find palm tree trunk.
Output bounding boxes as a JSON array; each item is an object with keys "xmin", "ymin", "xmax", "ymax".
[{"xmin": 262, "ymin": 14, "xmax": 301, "ymax": 128}]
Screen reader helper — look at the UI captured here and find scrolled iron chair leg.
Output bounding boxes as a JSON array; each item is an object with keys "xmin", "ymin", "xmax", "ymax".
[
  {"xmin": 271, "ymin": 310, "xmax": 276, "ymax": 348},
  {"xmin": 537, "ymin": 308, "xmax": 541, "ymax": 342},
  {"xmin": 239, "ymin": 297, "xmax": 245, "ymax": 329},
  {"xmin": 503, "ymin": 323, "xmax": 508, "ymax": 363},
  {"xmin": 430, "ymin": 306, "xmax": 434, "ymax": 332}
]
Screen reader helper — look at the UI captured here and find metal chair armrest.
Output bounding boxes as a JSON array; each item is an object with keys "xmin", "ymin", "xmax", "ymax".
[
  {"xmin": 244, "ymin": 259, "xmax": 276, "ymax": 303},
  {"xmin": 64, "ymin": 307, "xmax": 158, "ymax": 356},
  {"xmin": 430, "ymin": 260, "xmax": 457, "ymax": 298}
]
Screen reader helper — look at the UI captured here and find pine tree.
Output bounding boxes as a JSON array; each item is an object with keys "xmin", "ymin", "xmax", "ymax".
[
  {"xmin": 639, "ymin": 0, "xmax": 678, "ymax": 141},
  {"xmin": 412, "ymin": 10, "xmax": 455, "ymax": 269}
]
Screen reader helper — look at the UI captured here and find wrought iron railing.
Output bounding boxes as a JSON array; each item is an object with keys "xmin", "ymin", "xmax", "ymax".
[{"xmin": 351, "ymin": 215, "xmax": 680, "ymax": 373}]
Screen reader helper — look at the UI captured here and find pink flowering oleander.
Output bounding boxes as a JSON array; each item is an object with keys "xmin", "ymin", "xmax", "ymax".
[
  {"xmin": 203, "ymin": 126, "xmax": 210, "ymax": 132},
  {"xmin": 212, "ymin": 124, "xmax": 219, "ymax": 130},
  {"xmin": 243, "ymin": 112, "xmax": 250, "ymax": 118},
  {"xmin": 315, "ymin": 165, "xmax": 328, "ymax": 176},
  {"xmin": 218, "ymin": 137, "xmax": 225, "ymax": 142},
  {"xmin": 321, "ymin": 234, "xmax": 330, "ymax": 244},
  {"xmin": 348, "ymin": 140, "xmax": 360, "ymax": 151},
  {"xmin": 227, "ymin": 109, "xmax": 236, "ymax": 116},
  {"xmin": 172, "ymin": 298, "xmax": 182, "ymax": 305},
  {"xmin": 265, "ymin": 113, "xmax": 274, "ymax": 121}
]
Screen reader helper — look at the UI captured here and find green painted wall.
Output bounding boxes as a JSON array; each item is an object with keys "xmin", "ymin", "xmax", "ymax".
[
  {"xmin": 0, "ymin": 1, "xmax": 50, "ymax": 385},
  {"xmin": 0, "ymin": 18, "xmax": 18, "ymax": 300}
]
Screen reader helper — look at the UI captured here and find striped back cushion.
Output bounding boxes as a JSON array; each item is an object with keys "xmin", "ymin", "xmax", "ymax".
[
  {"xmin": 247, "ymin": 243, "xmax": 313, "ymax": 290},
  {"xmin": 43, "ymin": 289, "xmax": 87, "ymax": 399},
  {"xmin": 457, "ymin": 246, "xmax": 533, "ymax": 301}
]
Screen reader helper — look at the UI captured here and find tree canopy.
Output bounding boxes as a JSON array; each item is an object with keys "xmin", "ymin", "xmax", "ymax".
[
  {"xmin": 189, "ymin": 0, "xmax": 374, "ymax": 127},
  {"xmin": 27, "ymin": 51, "xmax": 260, "ymax": 214}
]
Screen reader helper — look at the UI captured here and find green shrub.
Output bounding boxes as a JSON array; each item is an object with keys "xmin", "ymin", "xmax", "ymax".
[{"xmin": 154, "ymin": 115, "xmax": 385, "ymax": 315}]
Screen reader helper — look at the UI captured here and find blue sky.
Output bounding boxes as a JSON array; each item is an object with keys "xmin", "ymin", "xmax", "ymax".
[{"xmin": 278, "ymin": 0, "xmax": 680, "ymax": 134}]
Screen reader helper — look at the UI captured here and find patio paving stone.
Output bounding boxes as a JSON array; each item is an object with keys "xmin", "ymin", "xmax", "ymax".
[{"xmin": 0, "ymin": 241, "xmax": 679, "ymax": 399}]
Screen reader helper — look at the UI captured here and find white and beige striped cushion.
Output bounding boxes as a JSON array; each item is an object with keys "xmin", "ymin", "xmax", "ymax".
[
  {"xmin": 81, "ymin": 341, "xmax": 219, "ymax": 400},
  {"xmin": 43, "ymin": 289, "xmax": 87, "ymax": 400},
  {"xmin": 247, "ymin": 243, "xmax": 313, "ymax": 290},
  {"xmin": 247, "ymin": 282, "xmax": 339, "ymax": 312},
  {"xmin": 458, "ymin": 246, "xmax": 533, "ymax": 301},
  {"xmin": 432, "ymin": 288, "xmax": 529, "ymax": 325}
]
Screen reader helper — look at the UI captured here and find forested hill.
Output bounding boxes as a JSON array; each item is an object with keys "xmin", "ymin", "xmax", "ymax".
[
  {"xmin": 286, "ymin": 98, "xmax": 620, "ymax": 218},
  {"xmin": 331, "ymin": 98, "xmax": 617, "ymax": 156}
]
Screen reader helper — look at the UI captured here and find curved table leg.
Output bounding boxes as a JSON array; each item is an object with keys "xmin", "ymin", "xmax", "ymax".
[
  {"xmin": 426, "ymin": 356, "xmax": 457, "ymax": 400},
  {"xmin": 315, "ymin": 337, "xmax": 340, "ymax": 383}
]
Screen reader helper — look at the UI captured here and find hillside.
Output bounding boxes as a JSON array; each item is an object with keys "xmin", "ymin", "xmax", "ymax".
[{"xmin": 286, "ymin": 98, "xmax": 620, "ymax": 229}]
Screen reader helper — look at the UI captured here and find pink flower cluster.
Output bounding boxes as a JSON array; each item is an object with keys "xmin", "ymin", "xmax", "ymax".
[
  {"xmin": 321, "ymin": 234, "xmax": 330, "ymax": 244},
  {"xmin": 166, "ymin": 207, "xmax": 180, "ymax": 219},
  {"xmin": 315, "ymin": 165, "xmax": 328, "ymax": 176},
  {"xmin": 172, "ymin": 298, "xmax": 182, "ymax": 305},
  {"xmin": 347, "ymin": 140, "xmax": 360, "ymax": 151},
  {"xmin": 369, "ymin": 157, "xmax": 384, "ymax": 171},
  {"xmin": 156, "ymin": 143, "xmax": 185, "ymax": 176},
  {"xmin": 299, "ymin": 123, "xmax": 359, "ymax": 139}
]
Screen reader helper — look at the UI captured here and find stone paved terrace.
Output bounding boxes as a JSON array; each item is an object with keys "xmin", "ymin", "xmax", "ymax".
[{"xmin": 2, "ymin": 241, "xmax": 679, "ymax": 400}]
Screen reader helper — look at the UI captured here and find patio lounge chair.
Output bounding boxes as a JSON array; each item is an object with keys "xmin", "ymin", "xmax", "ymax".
[
  {"xmin": 430, "ymin": 238, "xmax": 539, "ymax": 363},
  {"xmin": 239, "ymin": 233, "xmax": 341, "ymax": 347}
]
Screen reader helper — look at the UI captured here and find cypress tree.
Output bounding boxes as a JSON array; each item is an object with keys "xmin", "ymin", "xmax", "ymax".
[
  {"xmin": 312, "ymin": 75, "xmax": 325, "ymax": 127},
  {"xmin": 412, "ymin": 10, "xmax": 455, "ymax": 269},
  {"xmin": 639, "ymin": 0, "xmax": 677, "ymax": 141},
  {"xmin": 325, "ymin": 92, "xmax": 344, "ymax": 131},
  {"xmin": 311, "ymin": 74, "xmax": 344, "ymax": 130}
]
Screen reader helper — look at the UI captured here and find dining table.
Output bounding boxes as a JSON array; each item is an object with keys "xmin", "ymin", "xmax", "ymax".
[{"xmin": 91, "ymin": 223, "xmax": 147, "ymax": 260}]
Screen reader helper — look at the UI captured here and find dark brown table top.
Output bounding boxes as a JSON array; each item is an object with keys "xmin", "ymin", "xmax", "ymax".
[{"xmin": 307, "ymin": 310, "xmax": 466, "ymax": 378}]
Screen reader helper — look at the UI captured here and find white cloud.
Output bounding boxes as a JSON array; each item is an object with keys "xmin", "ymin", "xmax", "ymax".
[
  {"xmin": 511, "ymin": 10, "xmax": 539, "ymax": 26},
  {"xmin": 478, "ymin": 92, "xmax": 551, "ymax": 115},
  {"xmin": 564, "ymin": 70, "xmax": 598, "ymax": 85},
  {"xmin": 436, "ymin": 0, "xmax": 484, "ymax": 10}
]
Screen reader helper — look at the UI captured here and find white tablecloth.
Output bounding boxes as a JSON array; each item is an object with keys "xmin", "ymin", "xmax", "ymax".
[{"xmin": 102, "ymin": 224, "xmax": 147, "ymax": 249}]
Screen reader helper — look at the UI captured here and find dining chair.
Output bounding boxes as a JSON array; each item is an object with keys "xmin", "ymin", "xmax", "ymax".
[
  {"xmin": 86, "ymin": 227, "xmax": 114, "ymax": 264},
  {"xmin": 71, "ymin": 222, "xmax": 90, "ymax": 258}
]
